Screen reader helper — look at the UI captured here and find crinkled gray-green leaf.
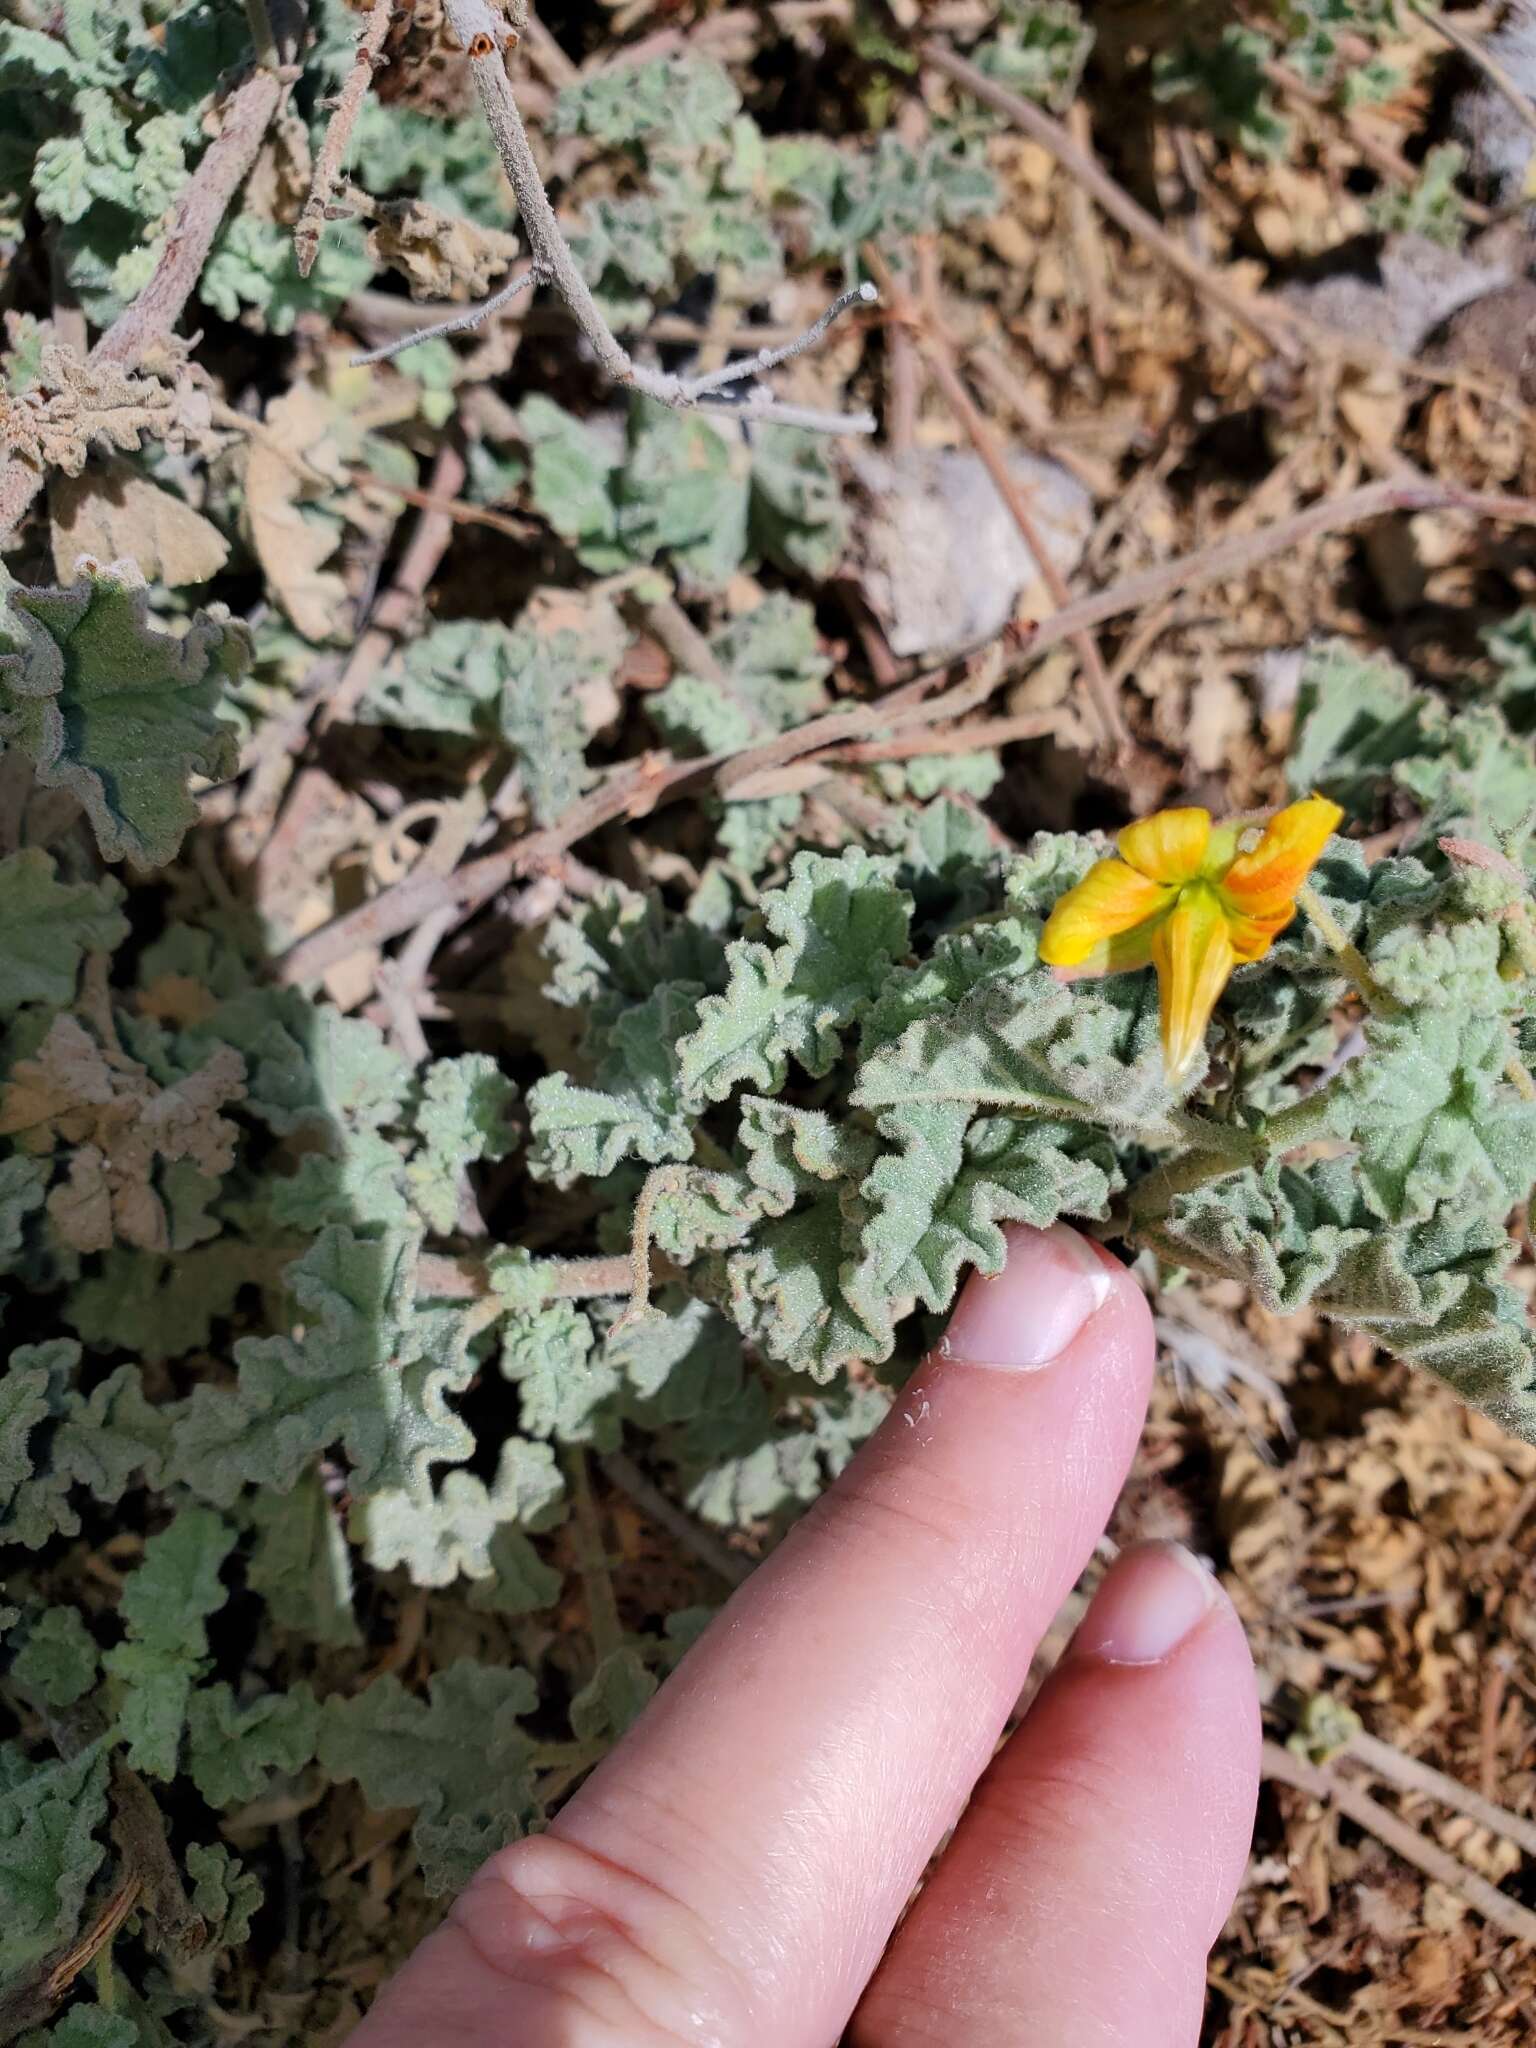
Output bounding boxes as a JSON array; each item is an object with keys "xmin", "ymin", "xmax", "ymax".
[
  {"xmin": 677, "ymin": 849, "xmax": 913, "ymax": 1103},
  {"xmin": 185, "ymin": 1684, "xmax": 320, "ymax": 1808},
  {"xmin": 569, "ymin": 1647, "xmax": 657, "ymax": 1743},
  {"xmin": 0, "ymin": 1738, "xmax": 108, "ymax": 1982},
  {"xmin": 245, "ymin": 1467, "xmax": 359, "ymax": 1647},
  {"xmin": 1325, "ymin": 1010, "xmax": 1536, "ymax": 1224},
  {"xmin": 501, "ymin": 1302, "xmax": 617, "ymax": 1443},
  {"xmin": 1, "ymin": 1344, "xmax": 167, "ymax": 1549},
  {"xmin": 318, "ymin": 1661, "xmax": 543, "ymax": 1894},
  {"xmin": 554, "ymin": 55, "xmax": 741, "ymax": 150},
  {"xmin": 352, "ymin": 1437, "xmax": 561, "ymax": 1587},
  {"xmin": 102, "ymin": 1506, "xmax": 235, "ymax": 1779},
  {"xmin": 191, "ymin": 997, "xmax": 410, "ymax": 1141},
  {"xmin": 406, "ymin": 1054, "xmax": 520, "ymax": 1236},
  {"xmin": 716, "ymin": 1100, "xmax": 886, "ymax": 1378},
  {"xmin": 0, "ymin": 851, "xmax": 126, "ymax": 1015},
  {"xmin": 184, "ymin": 1841, "xmax": 263, "ymax": 1952},
  {"xmin": 172, "ymin": 1230, "xmax": 477, "ymax": 1508},
  {"xmin": 973, "ymin": 0, "xmax": 1095, "ymax": 110},
  {"xmin": 528, "ymin": 982, "xmax": 703, "ymax": 1185},
  {"xmin": 0, "ymin": 564, "xmax": 246, "ymax": 868},
  {"xmin": 11, "ymin": 1606, "xmax": 99, "ymax": 1709}
]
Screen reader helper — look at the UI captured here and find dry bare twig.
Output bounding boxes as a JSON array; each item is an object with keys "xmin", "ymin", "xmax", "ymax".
[
  {"xmin": 319, "ymin": 441, "xmax": 470, "ymax": 734},
  {"xmin": 1263, "ymin": 1741, "xmax": 1536, "ymax": 1946},
  {"xmin": 920, "ymin": 39, "xmax": 1305, "ymax": 363},
  {"xmin": 870, "ymin": 239, "xmax": 1130, "ymax": 756},
  {"xmin": 374, "ymin": 0, "xmax": 882, "ymax": 434},
  {"xmin": 295, "ymin": 0, "xmax": 397, "ymax": 277},
  {"xmin": 0, "ymin": 23, "xmax": 303, "ymax": 544}
]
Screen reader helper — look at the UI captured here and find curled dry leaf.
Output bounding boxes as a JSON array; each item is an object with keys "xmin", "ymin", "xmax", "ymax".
[
  {"xmin": 50, "ymin": 459, "xmax": 229, "ymax": 588},
  {"xmin": 242, "ymin": 383, "xmax": 353, "ymax": 642},
  {"xmin": 0, "ymin": 1014, "xmax": 246, "ymax": 1255},
  {"xmin": 367, "ymin": 196, "xmax": 522, "ymax": 301},
  {"xmin": 0, "ymin": 347, "xmax": 178, "ymax": 481}
]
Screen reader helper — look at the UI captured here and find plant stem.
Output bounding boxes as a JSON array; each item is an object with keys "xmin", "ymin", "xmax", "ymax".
[
  {"xmin": 602, "ymin": 1450, "xmax": 751, "ymax": 1587},
  {"xmin": 920, "ymin": 38, "xmax": 1304, "ymax": 361},
  {"xmin": 565, "ymin": 1448, "xmax": 624, "ymax": 1667},
  {"xmin": 0, "ymin": 35, "xmax": 300, "ymax": 542},
  {"xmin": 438, "ymin": 0, "xmax": 875, "ymax": 432},
  {"xmin": 244, "ymin": 0, "xmax": 281, "ymax": 69},
  {"xmin": 1294, "ymin": 882, "xmax": 1398, "ymax": 1013},
  {"xmin": 294, "ymin": 0, "xmax": 394, "ymax": 275},
  {"xmin": 612, "ymin": 1164, "xmax": 686, "ymax": 1336}
]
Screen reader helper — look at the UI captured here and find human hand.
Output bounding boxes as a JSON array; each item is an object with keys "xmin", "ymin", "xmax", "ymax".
[{"xmin": 349, "ymin": 1223, "xmax": 1261, "ymax": 2046}]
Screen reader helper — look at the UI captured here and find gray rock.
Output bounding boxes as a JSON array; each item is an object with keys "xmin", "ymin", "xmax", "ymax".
[
  {"xmin": 1276, "ymin": 232, "xmax": 1513, "ymax": 355},
  {"xmin": 849, "ymin": 446, "xmax": 1093, "ymax": 662},
  {"xmin": 1453, "ymin": 1, "xmax": 1536, "ymax": 202}
]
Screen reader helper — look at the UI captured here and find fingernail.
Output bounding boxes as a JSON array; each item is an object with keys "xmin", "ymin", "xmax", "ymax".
[
  {"xmin": 941, "ymin": 1222, "xmax": 1113, "ymax": 1372},
  {"xmin": 1076, "ymin": 1542, "xmax": 1218, "ymax": 1666}
]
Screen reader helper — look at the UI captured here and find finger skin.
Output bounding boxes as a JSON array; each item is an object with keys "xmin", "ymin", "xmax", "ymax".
[
  {"xmin": 852, "ymin": 1548, "xmax": 1261, "ymax": 2048},
  {"xmin": 350, "ymin": 1227, "xmax": 1155, "ymax": 2048}
]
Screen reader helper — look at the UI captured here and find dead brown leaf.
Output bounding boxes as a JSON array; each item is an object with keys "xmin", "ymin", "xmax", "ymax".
[{"xmin": 50, "ymin": 459, "xmax": 229, "ymax": 587}]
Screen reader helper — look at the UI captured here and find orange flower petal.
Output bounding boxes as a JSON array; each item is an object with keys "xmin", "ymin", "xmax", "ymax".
[
  {"xmin": 1117, "ymin": 806, "xmax": 1211, "ymax": 884},
  {"xmin": 1225, "ymin": 905, "xmax": 1295, "ymax": 964},
  {"xmin": 1219, "ymin": 794, "xmax": 1344, "ymax": 919},
  {"xmin": 1150, "ymin": 886, "xmax": 1236, "ymax": 1082},
  {"xmin": 1039, "ymin": 858, "xmax": 1173, "ymax": 970}
]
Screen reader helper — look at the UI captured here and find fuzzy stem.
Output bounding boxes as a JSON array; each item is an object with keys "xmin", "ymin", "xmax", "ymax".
[
  {"xmin": 295, "ymin": 0, "xmax": 394, "ymax": 277},
  {"xmin": 351, "ymin": 265, "xmax": 539, "ymax": 364},
  {"xmin": 1294, "ymin": 881, "xmax": 1399, "ymax": 1014},
  {"xmin": 244, "ymin": 0, "xmax": 281, "ymax": 69},
  {"xmin": 565, "ymin": 1448, "xmax": 624, "ymax": 1667},
  {"xmin": 438, "ymin": 0, "xmax": 874, "ymax": 432},
  {"xmin": 611, "ymin": 1164, "xmax": 685, "ymax": 1336}
]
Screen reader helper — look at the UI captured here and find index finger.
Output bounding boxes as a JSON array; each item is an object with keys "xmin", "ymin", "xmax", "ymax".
[{"xmin": 356, "ymin": 1223, "xmax": 1155, "ymax": 2048}]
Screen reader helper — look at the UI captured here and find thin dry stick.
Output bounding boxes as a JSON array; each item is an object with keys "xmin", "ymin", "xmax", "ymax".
[
  {"xmin": 1414, "ymin": 0, "xmax": 1536, "ymax": 136},
  {"xmin": 964, "ymin": 344, "xmax": 1116, "ymax": 497},
  {"xmin": 627, "ymin": 586, "xmax": 769, "ymax": 735},
  {"xmin": 295, "ymin": 0, "xmax": 396, "ymax": 277},
  {"xmin": 1262, "ymin": 1740, "xmax": 1536, "ymax": 1945},
  {"xmin": 352, "ymin": 266, "xmax": 538, "ymax": 366},
  {"xmin": 1480, "ymin": 1651, "xmax": 1516, "ymax": 1805},
  {"xmin": 1345, "ymin": 1720, "xmax": 1536, "ymax": 1863},
  {"xmin": 893, "ymin": 245, "xmax": 1128, "ymax": 754},
  {"xmin": 430, "ymin": 0, "xmax": 876, "ymax": 432},
  {"xmin": 566, "ymin": 1448, "xmax": 624, "ymax": 1665},
  {"xmin": 601, "ymin": 1450, "xmax": 752, "ymax": 1587},
  {"xmin": 0, "ymin": 50, "xmax": 293, "ymax": 542},
  {"xmin": 244, "ymin": 0, "xmax": 282, "ymax": 70},
  {"xmin": 1264, "ymin": 55, "xmax": 1491, "ymax": 226},
  {"xmin": 350, "ymin": 465, "xmax": 533, "ymax": 542},
  {"xmin": 1065, "ymin": 100, "xmax": 1114, "ymax": 380},
  {"xmin": 319, "ymin": 441, "xmax": 469, "ymax": 733},
  {"xmin": 819, "ymin": 711, "xmax": 1057, "ymax": 763},
  {"xmin": 522, "ymin": 5, "xmax": 580, "ymax": 90},
  {"xmin": 920, "ymin": 39, "xmax": 1304, "ymax": 362},
  {"xmin": 1018, "ymin": 481, "xmax": 1536, "ymax": 667}
]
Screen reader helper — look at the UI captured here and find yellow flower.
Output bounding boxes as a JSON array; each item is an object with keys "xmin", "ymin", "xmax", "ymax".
[{"xmin": 1038, "ymin": 796, "xmax": 1344, "ymax": 1081}]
